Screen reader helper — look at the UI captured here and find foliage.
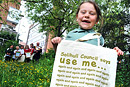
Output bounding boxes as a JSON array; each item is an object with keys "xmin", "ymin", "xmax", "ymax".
[
  {"xmin": 25, "ymin": 0, "xmax": 129, "ymax": 41},
  {"xmin": 0, "ymin": 40, "xmax": 18, "ymax": 60},
  {"xmin": 0, "ymin": 30, "xmax": 16, "ymax": 40},
  {"xmin": 25, "ymin": 0, "xmax": 81, "ymax": 37},
  {"xmin": 116, "ymin": 55, "xmax": 130, "ymax": 87},
  {"xmin": 42, "ymin": 48, "xmax": 55, "ymax": 59},
  {"xmin": 97, "ymin": 1, "xmax": 129, "ymax": 50},
  {"xmin": 0, "ymin": 31, "xmax": 19, "ymax": 60},
  {"xmin": 0, "ymin": 58, "xmax": 54, "ymax": 87},
  {"xmin": 0, "ymin": 48, "xmax": 55, "ymax": 87},
  {"xmin": 0, "ymin": 0, "xmax": 21, "ymax": 24}
]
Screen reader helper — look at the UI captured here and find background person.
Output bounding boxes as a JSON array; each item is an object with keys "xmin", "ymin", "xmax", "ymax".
[
  {"xmin": 12, "ymin": 46, "xmax": 21, "ymax": 61},
  {"xmin": 24, "ymin": 45, "xmax": 31, "ymax": 63},
  {"xmin": 33, "ymin": 42, "xmax": 42, "ymax": 62},
  {"xmin": 18, "ymin": 45, "xmax": 25, "ymax": 62},
  {"xmin": 30, "ymin": 43, "xmax": 35, "ymax": 60},
  {"xmin": 4, "ymin": 45, "xmax": 14, "ymax": 61}
]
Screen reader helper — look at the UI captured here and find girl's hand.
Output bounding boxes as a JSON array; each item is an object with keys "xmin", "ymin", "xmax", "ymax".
[
  {"xmin": 51, "ymin": 37, "xmax": 62, "ymax": 44},
  {"xmin": 113, "ymin": 47, "xmax": 124, "ymax": 56}
]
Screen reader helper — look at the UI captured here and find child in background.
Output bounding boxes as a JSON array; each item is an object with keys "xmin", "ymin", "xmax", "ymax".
[
  {"xmin": 19, "ymin": 45, "xmax": 24, "ymax": 55},
  {"xmin": 33, "ymin": 42, "xmax": 42, "ymax": 62},
  {"xmin": 24, "ymin": 45, "xmax": 31, "ymax": 62},
  {"xmin": 51, "ymin": 1, "xmax": 124, "ymax": 56}
]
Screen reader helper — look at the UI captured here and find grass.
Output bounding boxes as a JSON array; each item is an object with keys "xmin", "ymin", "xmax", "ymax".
[{"xmin": 0, "ymin": 57, "xmax": 54, "ymax": 87}]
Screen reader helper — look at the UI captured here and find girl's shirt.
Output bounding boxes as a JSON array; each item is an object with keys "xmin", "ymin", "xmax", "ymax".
[
  {"xmin": 24, "ymin": 49, "xmax": 31, "ymax": 53},
  {"xmin": 14, "ymin": 49, "xmax": 21, "ymax": 53},
  {"xmin": 24, "ymin": 49, "xmax": 31, "ymax": 58},
  {"xmin": 19, "ymin": 49, "xmax": 24, "ymax": 55},
  {"xmin": 65, "ymin": 28, "xmax": 104, "ymax": 46}
]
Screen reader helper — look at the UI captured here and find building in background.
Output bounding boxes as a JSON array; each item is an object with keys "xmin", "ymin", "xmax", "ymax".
[
  {"xmin": 0, "ymin": 0, "xmax": 21, "ymax": 34},
  {"xmin": 27, "ymin": 23, "xmax": 47, "ymax": 53}
]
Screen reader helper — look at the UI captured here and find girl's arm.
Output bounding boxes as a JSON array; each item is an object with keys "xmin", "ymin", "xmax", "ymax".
[
  {"xmin": 113, "ymin": 47, "xmax": 124, "ymax": 56},
  {"xmin": 51, "ymin": 37, "xmax": 62, "ymax": 52}
]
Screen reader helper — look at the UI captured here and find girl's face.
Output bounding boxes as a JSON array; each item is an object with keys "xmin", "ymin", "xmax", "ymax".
[{"xmin": 76, "ymin": 2, "xmax": 98, "ymax": 30}]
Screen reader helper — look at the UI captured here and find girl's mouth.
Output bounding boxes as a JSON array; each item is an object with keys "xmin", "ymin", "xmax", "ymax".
[{"xmin": 82, "ymin": 20, "xmax": 91, "ymax": 23}]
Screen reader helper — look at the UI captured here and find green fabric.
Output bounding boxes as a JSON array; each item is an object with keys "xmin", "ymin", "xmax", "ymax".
[{"xmin": 65, "ymin": 28, "xmax": 104, "ymax": 46}]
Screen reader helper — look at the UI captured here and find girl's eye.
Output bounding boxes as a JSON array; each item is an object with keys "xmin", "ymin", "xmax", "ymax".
[
  {"xmin": 81, "ymin": 11, "xmax": 86, "ymax": 14},
  {"xmin": 90, "ymin": 12, "xmax": 95, "ymax": 15}
]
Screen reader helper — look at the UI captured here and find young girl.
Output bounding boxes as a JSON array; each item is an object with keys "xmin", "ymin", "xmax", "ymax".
[
  {"xmin": 51, "ymin": 1, "xmax": 124, "ymax": 56},
  {"xmin": 24, "ymin": 45, "xmax": 31, "ymax": 62}
]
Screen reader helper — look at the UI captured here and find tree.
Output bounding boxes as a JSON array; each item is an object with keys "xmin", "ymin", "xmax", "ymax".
[
  {"xmin": 25, "ymin": 0, "xmax": 129, "ymax": 49},
  {"xmin": 96, "ymin": 0, "xmax": 130, "ymax": 86},
  {"xmin": 98, "ymin": 1, "xmax": 129, "ymax": 48},
  {"xmin": 0, "ymin": 0, "xmax": 21, "ymax": 24},
  {"xmin": 25, "ymin": 0, "xmax": 81, "ymax": 37}
]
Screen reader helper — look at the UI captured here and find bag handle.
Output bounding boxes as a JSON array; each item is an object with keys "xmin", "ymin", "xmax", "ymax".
[{"xmin": 75, "ymin": 33, "xmax": 101, "ymax": 46}]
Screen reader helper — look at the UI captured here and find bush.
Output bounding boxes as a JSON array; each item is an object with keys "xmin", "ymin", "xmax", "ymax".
[
  {"xmin": 0, "ymin": 40, "xmax": 18, "ymax": 60},
  {"xmin": 115, "ymin": 56, "xmax": 130, "ymax": 87},
  {"xmin": 42, "ymin": 48, "xmax": 55, "ymax": 59}
]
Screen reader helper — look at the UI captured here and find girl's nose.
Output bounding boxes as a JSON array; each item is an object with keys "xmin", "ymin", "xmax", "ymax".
[{"xmin": 84, "ymin": 13, "xmax": 89, "ymax": 18}]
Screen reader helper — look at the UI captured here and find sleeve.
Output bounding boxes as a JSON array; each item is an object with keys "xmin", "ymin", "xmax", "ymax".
[
  {"xmin": 65, "ymin": 30, "xmax": 76, "ymax": 40},
  {"xmin": 14, "ymin": 50, "xmax": 16, "ymax": 54},
  {"xmin": 5, "ymin": 48, "xmax": 9, "ymax": 53}
]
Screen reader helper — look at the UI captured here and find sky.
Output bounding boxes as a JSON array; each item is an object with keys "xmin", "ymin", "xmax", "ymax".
[{"xmin": 15, "ymin": 1, "xmax": 32, "ymax": 43}]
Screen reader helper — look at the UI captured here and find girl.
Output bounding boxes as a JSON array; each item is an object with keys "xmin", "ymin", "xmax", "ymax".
[
  {"xmin": 51, "ymin": 1, "xmax": 124, "ymax": 56},
  {"xmin": 24, "ymin": 45, "xmax": 31, "ymax": 62}
]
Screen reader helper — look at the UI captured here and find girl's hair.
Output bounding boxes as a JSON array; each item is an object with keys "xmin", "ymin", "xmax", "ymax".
[
  {"xmin": 76, "ymin": 1, "xmax": 103, "ymax": 28},
  {"xmin": 20, "ymin": 45, "xmax": 24, "ymax": 48},
  {"xmin": 30, "ymin": 43, "xmax": 34, "ymax": 47},
  {"xmin": 25, "ymin": 45, "xmax": 29, "ymax": 49}
]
